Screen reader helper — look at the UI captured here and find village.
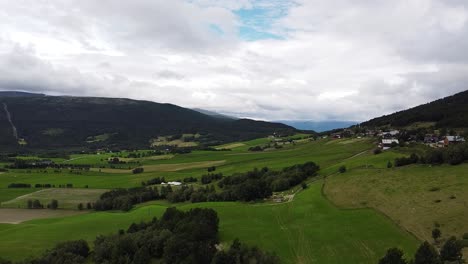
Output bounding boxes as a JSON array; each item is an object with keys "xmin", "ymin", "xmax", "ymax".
[{"xmin": 328, "ymin": 127, "xmax": 466, "ymax": 150}]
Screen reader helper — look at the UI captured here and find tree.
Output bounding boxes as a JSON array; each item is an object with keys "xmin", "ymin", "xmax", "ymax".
[
  {"xmin": 49, "ymin": 199, "xmax": 58, "ymax": 210},
  {"xmin": 440, "ymin": 236, "xmax": 463, "ymax": 263},
  {"xmin": 301, "ymin": 182, "xmax": 308, "ymax": 189},
  {"xmin": 339, "ymin": 165, "xmax": 347, "ymax": 173},
  {"xmin": 378, "ymin": 248, "xmax": 407, "ymax": 264},
  {"xmin": 432, "ymin": 228, "xmax": 441, "ymax": 243},
  {"xmin": 414, "ymin": 241, "xmax": 441, "ymax": 264},
  {"xmin": 32, "ymin": 199, "xmax": 43, "ymax": 209},
  {"xmin": 77, "ymin": 203, "xmax": 84, "ymax": 210},
  {"xmin": 387, "ymin": 161, "xmax": 393, "ymax": 168}
]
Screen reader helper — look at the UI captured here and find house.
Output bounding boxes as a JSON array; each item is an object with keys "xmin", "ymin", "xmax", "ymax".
[
  {"xmin": 444, "ymin": 136, "xmax": 465, "ymax": 147},
  {"xmin": 331, "ymin": 133, "xmax": 341, "ymax": 139},
  {"xmin": 381, "ymin": 139, "xmax": 399, "ymax": 150}
]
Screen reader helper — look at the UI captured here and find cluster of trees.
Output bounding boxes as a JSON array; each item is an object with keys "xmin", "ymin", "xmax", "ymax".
[
  {"xmin": 9, "ymin": 183, "xmax": 74, "ymax": 189},
  {"xmin": 26, "ymin": 199, "xmax": 59, "ymax": 209},
  {"xmin": 26, "ymin": 199, "xmax": 44, "ymax": 209},
  {"xmin": 165, "ymin": 185, "xmax": 216, "ymax": 203},
  {"xmin": 0, "ymin": 240, "xmax": 90, "ymax": 264},
  {"xmin": 8, "ymin": 183, "xmax": 31, "ymax": 188},
  {"xmin": 77, "ymin": 202, "xmax": 93, "ymax": 211},
  {"xmin": 201, "ymin": 173, "xmax": 223, "ymax": 184},
  {"xmin": 379, "ymin": 236, "xmax": 464, "ymax": 264},
  {"xmin": 216, "ymin": 162, "xmax": 319, "ymax": 201},
  {"xmin": 132, "ymin": 167, "xmax": 144, "ymax": 174},
  {"xmin": 248, "ymin": 143, "xmax": 284, "ymax": 152},
  {"xmin": 182, "ymin": 177, "xmax": 197, "ymax": 183},
  {"xmin": 94, "ymin": 187, "xmax": 159, "ymax": 211},
  {"xmin": 394, "ymin": 143, "xmax": 468, "ymax": 167},
  {"xmin": 97, "ymin": 161, "xmax": 319, "ymax": 210},
  {"xmin": 142, "ymin": 177, "xmax": 165, "ymax": 186}
]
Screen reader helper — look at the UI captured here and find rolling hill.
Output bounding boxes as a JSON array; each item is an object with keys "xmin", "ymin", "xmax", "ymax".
[
  {"xmin": 361, "ymin": 90, "xmax": 468, "ymax": 128},
  {"xmin": 0, "ymin": 92, "xmax": 295, "ymax": 150}
]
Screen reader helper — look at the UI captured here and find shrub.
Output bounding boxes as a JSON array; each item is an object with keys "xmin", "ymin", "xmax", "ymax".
[
  {"xmin": 132, "ymin": 167, "xmax": 144, "ymax": 174},
  {"xmin": 339, "ymin": 165, "xmax": 347, "ymax": 173},
  {"xmin": 374, "ymin": 148, "xmax": 382, "ymax": 155}
]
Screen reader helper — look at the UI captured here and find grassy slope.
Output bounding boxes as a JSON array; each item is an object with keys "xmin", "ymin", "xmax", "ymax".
[
  {"xmin": 0, "ymin": 138, "xmax": 374, "ymax": 189},
  {"xmin": 0, "ymin": 182, "xmax": 418, "ymax": 263},
  {"xmin": 324, "ymin": 163, "xmax": 468, "ymax": 242}
]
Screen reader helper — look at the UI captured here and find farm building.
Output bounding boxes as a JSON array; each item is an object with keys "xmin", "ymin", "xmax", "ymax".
[
  {"xmin": 443, "ymin": 136, "xmax": 465, "ymax": 146},
  {"xmin": 381, "ymin": 139, "xmax": 399, "ymax": 150}
]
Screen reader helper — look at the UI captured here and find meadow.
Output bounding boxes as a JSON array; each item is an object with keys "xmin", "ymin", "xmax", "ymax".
[
  {"xmin": 0, "ymin": 182, "xmax": 418, "ymax": 263},
  {"xmin": 0, "ymin": 136, "xmax": 465, "ymax": 263}
]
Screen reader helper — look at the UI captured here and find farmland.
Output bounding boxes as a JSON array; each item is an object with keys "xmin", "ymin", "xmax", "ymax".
[
  {"xmin": 0, "ymin": 135, "xmax": 466, "ymax": 263},
  {"xmin": 0, "ymin": 182, "xmax": 418, "ymax": 263}
]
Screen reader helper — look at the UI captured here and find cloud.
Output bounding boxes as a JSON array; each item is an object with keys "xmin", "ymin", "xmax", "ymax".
[{"xmin": 0, "ymin": 0, "xmax": 467, "ymax": 122}]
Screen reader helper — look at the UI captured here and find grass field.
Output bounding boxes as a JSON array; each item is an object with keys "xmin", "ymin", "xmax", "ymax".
[
  {"xmin": 324, "ymin": 163, "xmax": 468, "ymax": 242},
  {"xmin": 1, "ymin": 136, "xmax": 466, "ymax": 263},
  {"xmin": 0, "ymin": 182, "xmax": 418, "ymax": 263},
  {"xmin": 0, "ymin": 138, "xmax": 374, "ymax": 189}
]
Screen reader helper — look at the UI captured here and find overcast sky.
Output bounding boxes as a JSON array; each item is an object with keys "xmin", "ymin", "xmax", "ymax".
[{"xmin": 0, "ymin": 0, "xmax": 467, "ymax": 121}]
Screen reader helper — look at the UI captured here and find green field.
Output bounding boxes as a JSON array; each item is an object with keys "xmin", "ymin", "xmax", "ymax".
[
  {"xmin": 0, "ymin": 182, "xmax": 418, "ymax": 263},
  {"xmin": 325, "ymin": 163, "xmax": 468, "ymax": 242},
  {"xmin": 1, "ymin": 136, "xmax": 466, "ymax": 263}
]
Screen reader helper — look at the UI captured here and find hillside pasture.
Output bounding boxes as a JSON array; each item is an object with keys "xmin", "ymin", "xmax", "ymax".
[{"xmin": 324, "ymin": 163, "xmax": 468, "ymax": 242}]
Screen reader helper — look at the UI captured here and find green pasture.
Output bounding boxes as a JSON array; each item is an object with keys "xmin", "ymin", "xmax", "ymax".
[
  {"xmin": 324, "ymin": 163, "xmax": 468, "ymax": 242},
  {"xmin": 0, "ymin": 182, "xmax": 418, "ymax": 263},
  {"xmin": 0, "ymin": 138, "xmax": 375, "ymax": 189}
]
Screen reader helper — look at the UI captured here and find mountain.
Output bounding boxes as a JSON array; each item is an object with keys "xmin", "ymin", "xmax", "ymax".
[
  {"xmin": 0, "ymin": 92, "xmax": 295, "ymax": 150},
  {"xmin": 278, "ymin": 120, "xmax": 357, "ymax": 132},
  {"xmin": 192, "ymin": 108, "xmax": 237, "ymax": 120},
  {"xmin": 361, "ymin": 90, "xmax": 468, "ymax": 128}
]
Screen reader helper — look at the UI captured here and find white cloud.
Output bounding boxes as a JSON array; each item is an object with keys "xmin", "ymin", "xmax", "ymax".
[{"xmin": 0, "ymin": 0, "xmax": 467, "ymax": 122}]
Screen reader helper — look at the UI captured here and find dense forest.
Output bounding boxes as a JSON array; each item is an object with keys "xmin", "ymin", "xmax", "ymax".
[
  {"xmin": 0, "ymin": 92, "xmax": 296, "ymax": 150},
  {"xmin": 0, "ymin": 208, "xmax": 279, "ymax": 264},
  {"xmin": 361, "ymin": 90, "xmax": 468, "ymax": 128}
]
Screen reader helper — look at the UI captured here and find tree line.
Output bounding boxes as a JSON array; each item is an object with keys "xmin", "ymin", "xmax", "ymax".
[
  {"xmin": 378, "ymin": 231, "xmax": 465, "ymax": 264},
  {"xmin": 394, "ymin": 143, "xmax": 468, "ymax": 167}
]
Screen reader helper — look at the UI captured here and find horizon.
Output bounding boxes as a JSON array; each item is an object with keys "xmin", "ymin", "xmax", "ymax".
[{"xmin": 1, "ymin": 1, "xmax": 467, "ymax": 121}]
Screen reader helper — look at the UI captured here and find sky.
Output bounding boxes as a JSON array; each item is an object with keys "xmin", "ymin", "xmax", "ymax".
[{"xmin": 0, "ymin": 0, "xmax": 467, "ymax": 121}]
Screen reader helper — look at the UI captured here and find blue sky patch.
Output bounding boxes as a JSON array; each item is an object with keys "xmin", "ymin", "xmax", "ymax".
[{"xmin": 234, "ymin": 0, "xmax": 293, "ymax": 41}]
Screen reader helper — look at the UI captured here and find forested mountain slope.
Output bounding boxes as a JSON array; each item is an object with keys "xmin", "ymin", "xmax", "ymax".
[
  {"xmin": 361, "ymin": 90, "xmax": 468, "ymax": 128},
  {"xmin": 0, "ymin": 92, "xmax": 295, "ymax": 149}
]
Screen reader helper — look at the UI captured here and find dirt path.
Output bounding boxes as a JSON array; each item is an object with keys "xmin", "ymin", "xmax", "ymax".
[{"xmin": 0, "ymin": 208, "xmax": 87, "ymax": 224}]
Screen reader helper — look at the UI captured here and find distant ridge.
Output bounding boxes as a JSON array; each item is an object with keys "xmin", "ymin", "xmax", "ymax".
[
  {"xmin": 0, "ymin": 91, "xmax": 296, "ymax": 150},
  {"xmin": 0, "ymin": 91, "xmax": 45, "ymax": 97},
  {"xmin": 361, "ymin": 90, "xmax": 468, "ymax": 128}
]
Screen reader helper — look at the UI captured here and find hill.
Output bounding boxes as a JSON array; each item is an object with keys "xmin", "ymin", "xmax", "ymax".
[
  {"xmin": 0, "ymin": 92, "xmax": 295, "ymax": 150},
  {"xmin": 361, "ymin": 90, "xmax": 468, "ymax": 128}
]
